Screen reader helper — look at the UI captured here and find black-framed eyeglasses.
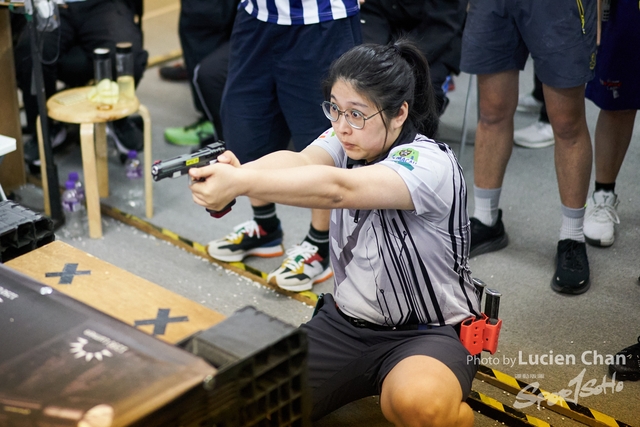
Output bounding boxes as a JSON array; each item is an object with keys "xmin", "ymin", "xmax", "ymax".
[{"xmin": 321, "ymin": 101, "xmax": 384, "ymax": 130}]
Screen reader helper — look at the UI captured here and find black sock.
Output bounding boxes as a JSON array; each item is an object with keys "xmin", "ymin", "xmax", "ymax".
[
  {"xmin": 252, "ymin": 203, "xmax": 280, "ymax": 233},
  {"xmin": 594, "ymin": 181, "xmax": 616, "ymax": 194},
  {"xmin": 304, "ymin": 225, "xmax": 329, "ymax": 259}
]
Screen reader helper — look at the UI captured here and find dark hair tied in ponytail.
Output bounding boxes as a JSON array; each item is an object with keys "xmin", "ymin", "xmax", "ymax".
[{"xmin": 324, "ymin": 39, "xmax": 439, "ymax": 138}]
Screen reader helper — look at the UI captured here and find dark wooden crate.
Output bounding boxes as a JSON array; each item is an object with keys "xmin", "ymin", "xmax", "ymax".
[{"xmin": 0, "ymin": 264, "xmax": 216, "ymax": 427}]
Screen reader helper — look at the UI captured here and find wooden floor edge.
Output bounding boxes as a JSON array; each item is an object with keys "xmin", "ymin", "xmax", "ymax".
[
  {"xmin": 147, "ymin": 49, "xmax": 183, "ymax": 68},
  {"xmin": 99, "ymin": 204, "xmax": 319, "ymax": 308}
]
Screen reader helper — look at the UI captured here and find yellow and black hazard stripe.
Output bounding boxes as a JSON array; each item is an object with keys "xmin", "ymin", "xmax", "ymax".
[
  {"xmin": 467, "ymin": 389, "xmax": 554, "ymax": 427},
  {"xmin": 475, "ymin": 365, "xmax": 633, "ymax": 427},
  {"xmin": 101, "ymin": 204, "xmax": 319, "ymax": 307}
]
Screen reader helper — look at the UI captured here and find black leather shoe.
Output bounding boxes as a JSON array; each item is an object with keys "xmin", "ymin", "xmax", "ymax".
[
  {"xmin": 23, "ymin": 123, "xmax": 69, "ymax": 175},
  {"xmin": 159, "ymin": 63, "xmax": 188, "ymax": 81},
  {"xmin": 469, "ymin": 209, "xmax": 509, "ymax": 257},
  {"xmin": 551, "ymin": 239, "xmax": 590, "ymax": 294},
  {"xmin": 608, "ymin": 337, "xmax": 640, "ymax": 381}
]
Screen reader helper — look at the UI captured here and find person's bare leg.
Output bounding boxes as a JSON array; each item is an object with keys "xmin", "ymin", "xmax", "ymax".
[
  {"xmin": 310, "ymin": 208, "xmax": 331, "ymax": 232},
  {"xmin": 545, "ymin": 84, "xmax": 592, "ymax": 292},
  {"xmin": 594, "ymin": 109, "xmax": 636, "ymax": 184},
  {"xmin": 543, "ymin": 84, "xmax": 592, "ymax": 209},
  {"xmin": 380, "ymin": 356, "xmax": 473, "ymax": 427},
  {"xmin": 473, "ymin": 70, "xmax": 519, "ymax": 189},
  {"xmin": 469, "ymin": 71, "xmax": 519, "ymax": 255},
  {"xmin": 249, "ymin": 197, "xmax": 270, "ymax": 208}
]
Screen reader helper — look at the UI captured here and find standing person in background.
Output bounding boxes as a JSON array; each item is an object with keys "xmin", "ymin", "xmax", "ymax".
[
  {"xmin": 460, "ymin": 0, "xmax": 597, "ymax": 295},
  {"xmin": 582, "ymin": 0, "xmax": 640, "ymax": 248},
  {"xmin": 190, "ymin": 40, "xmax": 478, "ymax": 426},
  {"xmin": 206, "ymin": 0, "xmax": 362, "ymax": 293},
  {"xmin": 358, "ymin": 0, "xmax": 467, "ymax": 117},
  {"xmin": 163, "ymin": 0, "xmax": 238, "ymax": 147}
]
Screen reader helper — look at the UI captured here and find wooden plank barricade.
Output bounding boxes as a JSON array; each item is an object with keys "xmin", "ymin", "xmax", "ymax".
[{"xmin": 5, "ymin": 240, "xmax": 226, "ymax": 345}]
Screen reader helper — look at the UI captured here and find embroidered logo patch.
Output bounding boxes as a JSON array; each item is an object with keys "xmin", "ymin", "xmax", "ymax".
[
  {"xmin": 600, "ymin": 78, "xmax": 622, "ymax": 99},
  {"xmin": 318, "ymin": 129, "xmax": 336, "ymax": 139},
  {"xmin": 390, "ymin": 148, "xmax": 419, "ymax": 170}
]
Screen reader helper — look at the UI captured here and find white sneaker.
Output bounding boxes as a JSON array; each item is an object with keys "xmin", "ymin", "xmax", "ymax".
[
  {"xmin": 516, "ymin": 93, "xmax": 543, "ymax": 114},
  {"xmin": 267, "ymin": 241, "xmax": 333, "ymax": 292},
  {"xmin": 584, "ymin": 190, "xmax": 620, "ymax": 247},
  {"xmin": 513, "ymin": 121, "xmax": 555, "ymax": 148}
]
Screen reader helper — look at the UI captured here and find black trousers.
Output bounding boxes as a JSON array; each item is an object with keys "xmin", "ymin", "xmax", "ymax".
[
  {"xmin": 193, "ymin": 41, "xmax": 230, "ymax": 141},
  {"xmin": 179, "ymin": 0, "xmax": 237, "ymax": 120},
  {"xmin": 13, "ymin": 0, "xmax": 148, "ymax": 135}
]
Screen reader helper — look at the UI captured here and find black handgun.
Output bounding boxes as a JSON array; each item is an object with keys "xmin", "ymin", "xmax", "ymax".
[{"xmin": 151, "ymin": 140, "xmax": 236, "ymax": 218}]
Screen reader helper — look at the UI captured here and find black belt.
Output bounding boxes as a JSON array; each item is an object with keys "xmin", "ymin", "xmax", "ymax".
[{"xmin": 337, "ymin": 307, "xmax": 460, "ymax": 335}]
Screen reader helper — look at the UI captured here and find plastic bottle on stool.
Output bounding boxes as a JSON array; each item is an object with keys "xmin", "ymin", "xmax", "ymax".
[
  {"xmin": 61, "ymin": 179, "xmax": 86, "ymax": 238},
  {"xmin": 124, "ymin": 150, "xmax": 144, "ymax": 211},
  {"xmin": 68, "ymin": 171, "xmax": 85, "ymax": 203}
]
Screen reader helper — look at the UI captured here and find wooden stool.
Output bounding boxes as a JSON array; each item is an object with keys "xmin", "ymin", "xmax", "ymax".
[{"xmin": 36, "ymin": 86, "xmax": 153, "ymax": 239}]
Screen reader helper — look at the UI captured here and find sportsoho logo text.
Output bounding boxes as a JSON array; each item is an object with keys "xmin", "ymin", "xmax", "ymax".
[
  {"xmin": 70, "ymin": 329, "xmax": 129, "ymax": 362},
  {"xmin": 0, "ymin": 286, "xmax": 18, "ymax": 303}
]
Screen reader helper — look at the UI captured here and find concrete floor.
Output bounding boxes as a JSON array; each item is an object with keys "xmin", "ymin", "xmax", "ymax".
[{"xmin": 9, "ymin": 1, "xmax": 640, "ymax": 426}]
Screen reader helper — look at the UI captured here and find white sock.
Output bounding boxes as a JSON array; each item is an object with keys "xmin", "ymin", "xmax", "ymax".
[
  {"xmin": 473, "ymin": 186, "xmax": 501, "ymax": 226},
  {"xmin": 559, "ymin": 204, "xmax": 585, "ymax": 242}
]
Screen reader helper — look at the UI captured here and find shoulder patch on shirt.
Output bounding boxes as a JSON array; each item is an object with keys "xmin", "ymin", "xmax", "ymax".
[
  {"xmin": 319, "ymin": 129, "xmax": 336, "ymax": 139},
  {"xmin": 389, "ymin": 147, "xmax": 419, "ymax": 170}
]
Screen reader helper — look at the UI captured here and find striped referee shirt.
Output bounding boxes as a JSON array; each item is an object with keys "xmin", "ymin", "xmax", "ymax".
[
  {"xmin": 311, "ymin": 125, "xmax": 480, "ymax": 327},
  {"xmin": 239, "ymin": 0, "xmax": 360, "ymax": 25}
]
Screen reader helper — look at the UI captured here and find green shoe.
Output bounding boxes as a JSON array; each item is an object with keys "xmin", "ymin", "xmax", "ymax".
[{"xmin": 164, "ymin": 118, "xmax": 214, "ymax": 146}]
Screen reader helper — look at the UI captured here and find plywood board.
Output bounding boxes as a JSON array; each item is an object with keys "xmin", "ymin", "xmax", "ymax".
[{"xmin": 6, "ymin": 240, "xmax": 226, "ymax": 344}]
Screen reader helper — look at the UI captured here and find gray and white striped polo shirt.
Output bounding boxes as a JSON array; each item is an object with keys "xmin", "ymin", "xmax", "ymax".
[{"xmin": 311, "ymin": 127, "xmax": 480, "ymax": 327}]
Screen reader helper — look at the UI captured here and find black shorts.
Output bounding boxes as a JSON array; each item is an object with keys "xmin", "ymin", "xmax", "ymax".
[
  {"xmin": 301, "ymin": 294, "xmax": 477, "ymax": 421},
  {"xmin": 460, "ymin": 0, "xmax": 597, "ymax": 88},
  {"xmin": 585, "ymin": 0, "xmax": 640, "ymax": 110}
]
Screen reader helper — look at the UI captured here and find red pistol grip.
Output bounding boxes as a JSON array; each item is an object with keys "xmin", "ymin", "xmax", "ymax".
[{"xmin": 206, "ymin": 199, "xmax": 236, "ymax": 218}]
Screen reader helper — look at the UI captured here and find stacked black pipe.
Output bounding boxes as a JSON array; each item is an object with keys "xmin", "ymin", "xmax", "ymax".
[{"xmin": 0, "ymin": 200, "xmax": 54, "ymax": 263}]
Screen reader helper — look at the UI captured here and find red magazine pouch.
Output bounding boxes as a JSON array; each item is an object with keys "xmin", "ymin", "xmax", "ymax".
[
  {"xmin": 459, "ymin": 315, "xmax": 486, "ymax": 356},
  {"xmin": 459, "ymin": 314, "xmax": 503, "ymax": 355}
]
